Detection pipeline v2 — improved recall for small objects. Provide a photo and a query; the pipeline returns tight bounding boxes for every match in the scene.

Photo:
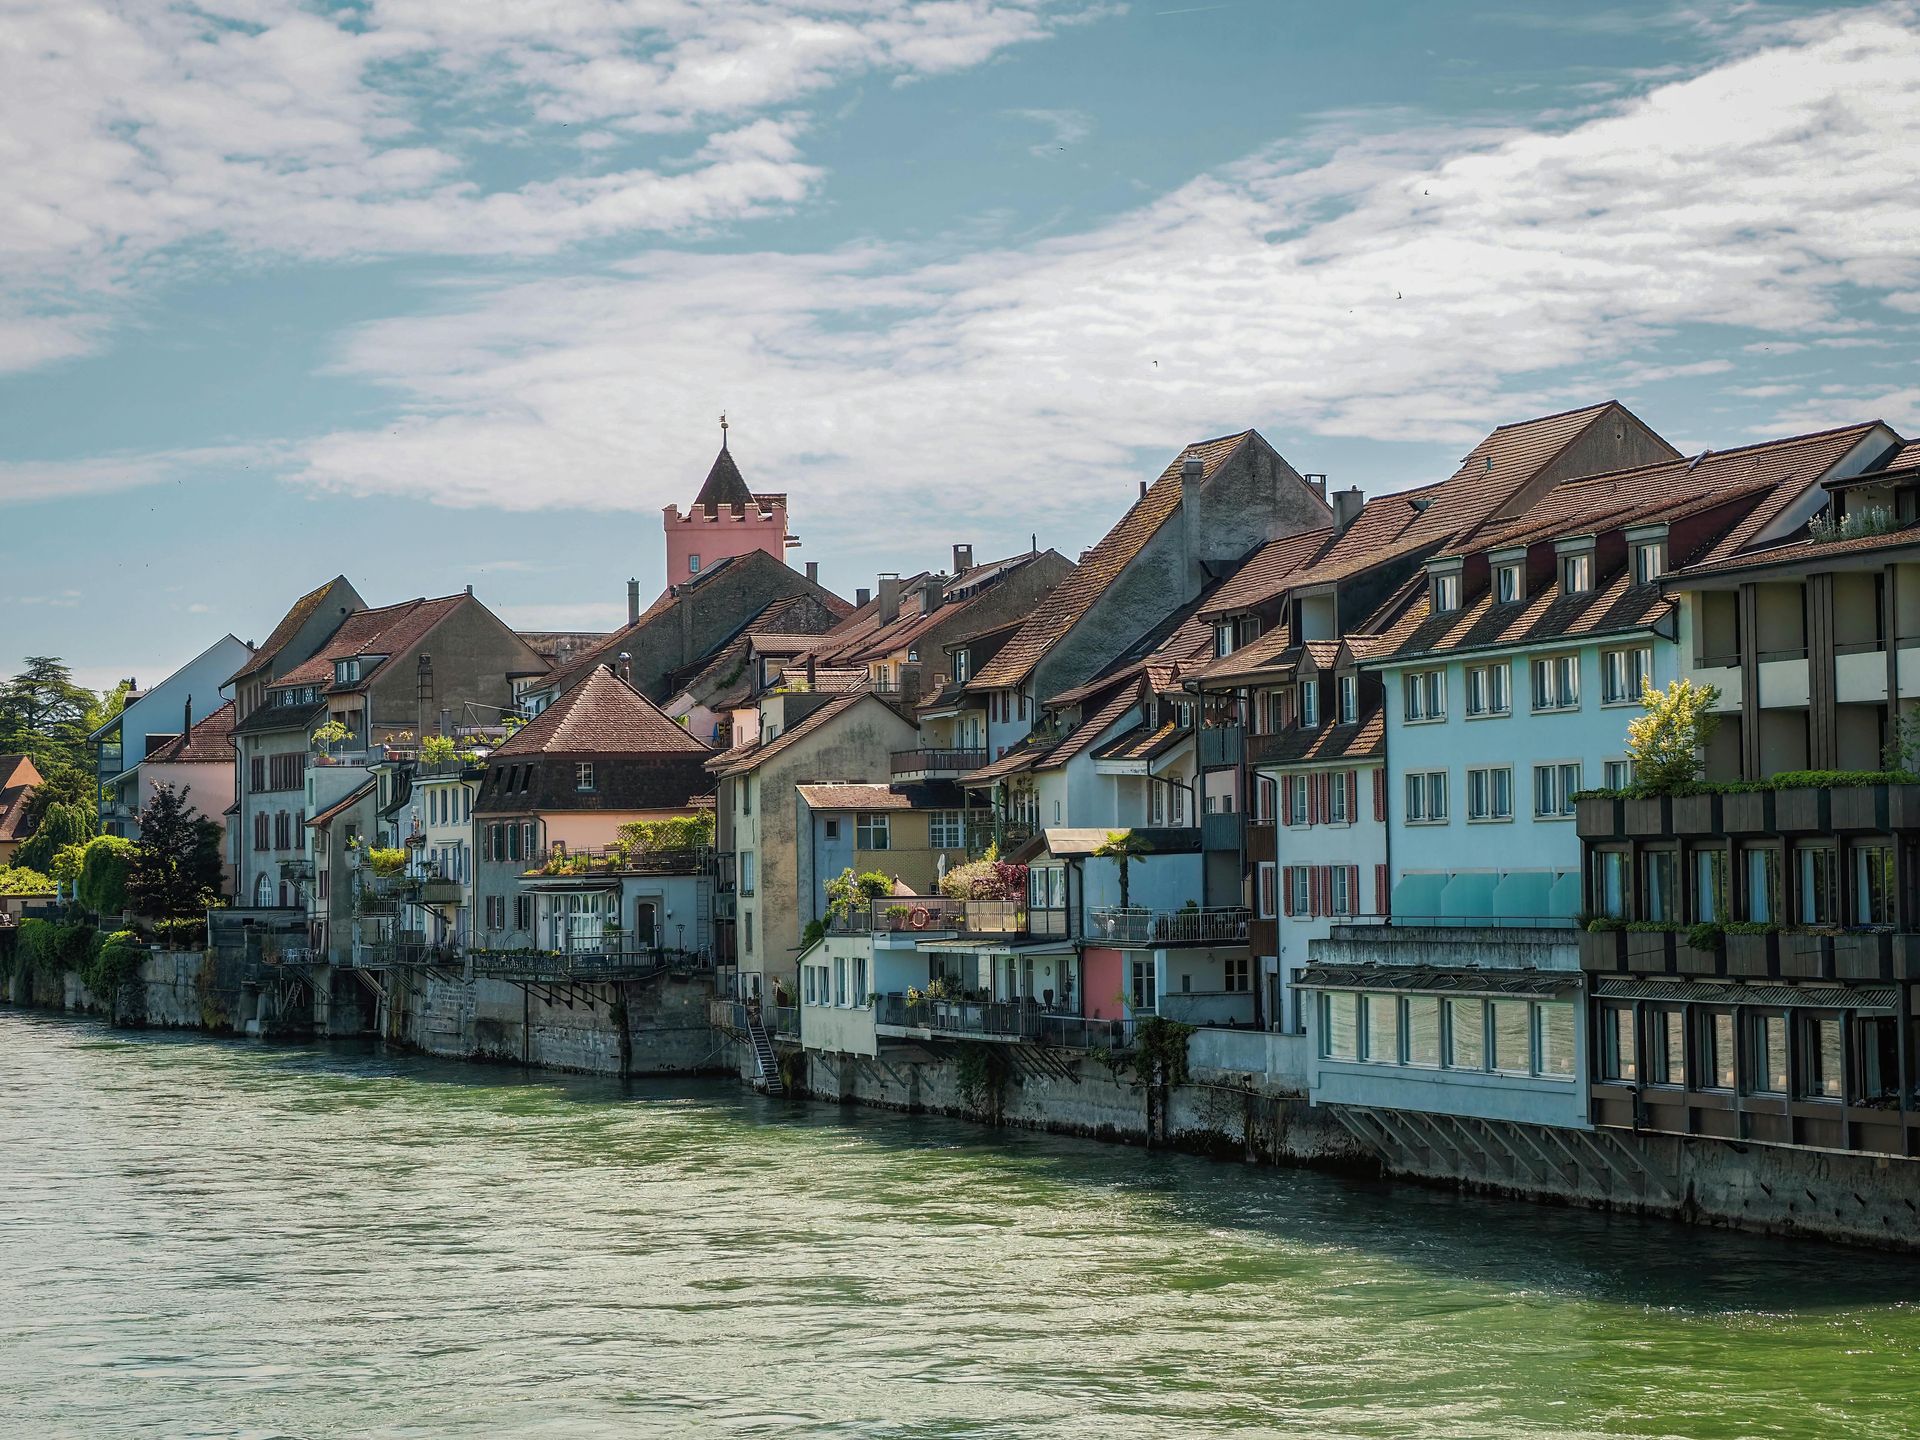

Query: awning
[1593,977,1898,1013]
[1296,964,1576,999]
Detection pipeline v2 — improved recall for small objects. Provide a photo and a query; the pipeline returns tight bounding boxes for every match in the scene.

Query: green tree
[77,834,137,916]
[1625,679,1722,793]
[1092,829,1153,910]
[16,799,96,874]
[126,784,224,919]
[0,865,54,895]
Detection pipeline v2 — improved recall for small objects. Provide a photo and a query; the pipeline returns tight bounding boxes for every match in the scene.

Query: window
[1537,1002,1575,1077]
[803,966,819,1005]
[1632,540,1666,585]
[1253,776,1276,822]
[1533,762,1580,819]
[1797,847,1838,926]
[1431,571,1461,612]
[1224,957,1250,992]
[1404,770,1447,823]
[1531,654,1580,711]
[1328,865,1352,916]
[853,956,868,1005]
[1604,759,1634,790]
[1257,862,1277,918]
[1601,1005,1636,1081]
[1602,646,1652,704]
[1321,992,1358,1059]
[928,811,964,849]
[1338,675,1357,724]
[1286,775,1308,826]
[250,757,266,792]
[1464,663,1510,717]
[1560,551,1594,593]
[1405,997,1442,1066]
[1495,563,1523,604]
[743,911,755,954]
[739,851,756,896]
[514,895,533,931]
[1299,680,1319,728]
[1328,771,1351,823]
[1287,867,1309,918]
[952,648,970,684]
[1266,689,1294,733]
[1643,849,1678,923]
[741,779,752,816]
[1403,669,1445,722]
[575,762,594,791]
[254,813,270,851]
[1491,1000,1532,1075]
[1748,1014,1789,1095]
[834,957,848,1006]
[1467,766,1512,821]
[1214,622,1235,658]
[1800,1015,1844,1099]
[1446,998,1485,1070]
[856,813,891,850]
[1649,1008,1686,1086]
[688,554,701,574]
[823,818,839,841]
[1130,959,1156,1010]
[1700,1011,1736,1090]
[1856,843,1896,925]
[1362,995,1399,1063]
[1742,847,1780,924]
[1694,847,1728,923]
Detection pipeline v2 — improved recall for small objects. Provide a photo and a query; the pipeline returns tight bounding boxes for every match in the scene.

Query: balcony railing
[1198,724,1244,769]
[832,896,1028,937]
[1086,906,1250,946]
[714,891,738,921]
[890,748,988,776]
[1158,990,1257,1027]
[877,993,1046,1040]
[468,948,710,981]
[521,845,711,878]
[1200,811,1243,851]
[1040,1014,1137,1050]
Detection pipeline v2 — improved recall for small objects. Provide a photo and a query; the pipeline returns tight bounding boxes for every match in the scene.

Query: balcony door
[1129,957,1157,1013]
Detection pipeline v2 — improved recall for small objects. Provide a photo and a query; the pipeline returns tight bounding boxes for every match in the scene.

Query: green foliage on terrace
[367,847,408,877]
[1574,768,1920,801]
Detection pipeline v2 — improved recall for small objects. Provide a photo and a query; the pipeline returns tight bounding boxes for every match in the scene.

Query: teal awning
[1438,872,1497,920]
[1391,872,1446,920]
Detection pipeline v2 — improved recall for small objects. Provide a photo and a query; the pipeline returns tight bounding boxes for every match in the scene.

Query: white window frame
[856,813,891,850]
[1495,563,1523,604]
[575,761,594,792]
[1533,761,1582,819]
[1338,675,1357,724]
[1404,770,1447,824]
[1257,862,1277,919]
[1601,645,1653,706]
[928,810,964,849]
[1604,758,1635,791]
[1287,867,1309,917]
[1328,771,1351,823]
[1632,540,1665,586]
[1560,551,1594,594]
[1466,765,1513,822]
[1329,866,1352,916]
[1464,661,1510,718]
[1530,653,1580,712]
[1403,668,1446,723]
[1430,572,1461,613]
[1299,680,1319,728]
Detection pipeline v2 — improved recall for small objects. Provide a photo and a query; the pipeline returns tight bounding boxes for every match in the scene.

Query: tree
[126,784,224,919]
[1625,679,1722,793]
[77,834,137,916]
[0,657,126,826]
[0,865,54,895]
[1092,829,1153,910]
[16,799,96,874]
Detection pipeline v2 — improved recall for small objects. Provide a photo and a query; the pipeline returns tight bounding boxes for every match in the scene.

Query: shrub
[825,868,893,924]
[0,865,55,896]
[80,929,145,996]
[16,800,97,875]
[1625,679,1721,794]
[1685,922,1725,951]
[77,834,137,916]
[1585,915,1624,933]
[368,847,407,877]
[937,856,1028,901]
[419,734,456,765]
[152,915,209,950]
[616,813,715,853]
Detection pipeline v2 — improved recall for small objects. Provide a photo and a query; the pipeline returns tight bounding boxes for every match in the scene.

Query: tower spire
[719,410,729,451]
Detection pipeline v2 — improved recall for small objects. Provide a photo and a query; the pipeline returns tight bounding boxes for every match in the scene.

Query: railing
[717,1001,802,1037]
[1158,990,1257,1027]
[890,748,988,775]
[1338,914,1576,930]
[1040,1014,1137,1050]
[832,896,1028,936]
[1086,906,1250,946]
[522,845,711,878]
[877,994,1046,1040]
[714,891,738,921]
[1200,811,1243,851]
[354,942,461,970]
[468,948,710,981]
[1198,724,1244,769]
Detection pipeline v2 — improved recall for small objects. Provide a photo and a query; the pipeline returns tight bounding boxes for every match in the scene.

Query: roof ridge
[1487,399,1617,433]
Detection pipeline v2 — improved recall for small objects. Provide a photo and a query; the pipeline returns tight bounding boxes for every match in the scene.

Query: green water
[2,1013,1917,1439]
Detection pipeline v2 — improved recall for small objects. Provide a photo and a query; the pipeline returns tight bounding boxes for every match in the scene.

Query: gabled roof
[1251,709,1385,767]
[0,754,43,843]
[692,443,757,509]
[1672,522,1920,579]
[1199,527,1335,619]
[493,666,709,758]
[306,778,377,829]
[144,701,236,765]
[230,575,353,684]
[1036,680,1145,772]
[808,551,1065,668]
[1377,569,1669,665]
[971,432,1255,691]
[273,595,467,691]
[1091,718,1187,765]
[795,783,911,811]
[707,693,876,777]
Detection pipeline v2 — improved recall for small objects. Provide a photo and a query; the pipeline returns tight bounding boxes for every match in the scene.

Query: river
[2,1012,1917,1439]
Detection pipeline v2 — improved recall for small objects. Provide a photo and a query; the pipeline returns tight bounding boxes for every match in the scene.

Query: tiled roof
[971,432,1255,691]
[493,666,710,758]
[144,701,236,765]
[692,444,757,509]
[795,783,911,811]
[1673,522,1920,579]
[1379,569,1669,664]
[0,754,43,843]
[959,742,1046,785]
[230,575,350,684]
[1036,681,1145,772]
[708,693,870,777]
[1251,709,1385,767]
[306,778,376,829]
[1200,527,1334,618]
[1091,719,1186,765]
[274,595,465,691]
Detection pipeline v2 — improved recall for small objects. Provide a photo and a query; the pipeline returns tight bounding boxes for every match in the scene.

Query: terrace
[1086,905,1250,946]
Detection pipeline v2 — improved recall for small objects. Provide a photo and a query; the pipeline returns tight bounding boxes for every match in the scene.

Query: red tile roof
[970,432,1255,691]
[708,693,872,777]
[493,666,710,758]
[1036,680,1146,772]
[306,778,377,829]
[1091,718,1186,765]
[795,783,911,811]
[0,754,44,843]
[1674,523,1920,579]
[1379,568,1670,664]
[1199,528,1334,618]
[144,701,236,765]
[273,595,466,691]
[1251,709,1385,767]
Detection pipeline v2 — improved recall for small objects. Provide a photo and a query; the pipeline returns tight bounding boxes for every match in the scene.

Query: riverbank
[9,950,1918,1255]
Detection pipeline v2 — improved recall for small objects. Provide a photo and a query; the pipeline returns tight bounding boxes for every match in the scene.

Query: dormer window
[1431,573,1461,612]
[575,762,595,792]
[1214,622,1235,658]
[1632,540,1666,586]
[953,649,970,683]
[1338,674,1357,724]
[1299,679,1320,728]
[1560,552,1594,594]
[1495,563,1523,604]
[334,658,360,686]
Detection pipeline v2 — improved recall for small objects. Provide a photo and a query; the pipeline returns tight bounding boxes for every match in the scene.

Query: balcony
[1086,906,1250,947]
[521,845,711,878]
[714,890,738,922]
[468,948,709,982]
[834,896,1029,938]
[877,993,1048,1040]
[1198,724,1244,769]
[1201,811,1243,851]
[1158,990,1257,1027]
[890,748,987,779]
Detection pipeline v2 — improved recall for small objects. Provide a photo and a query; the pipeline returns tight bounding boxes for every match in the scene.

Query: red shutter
[1372,767,1386,822]
[1310,866,1323,917]
[1375,864,1389,916]
[1346,771,1358,822]
[1307,775,1319,825]
[1278,777,1291,826]
[1348,865,1360,917]
[1321,773,1333,821]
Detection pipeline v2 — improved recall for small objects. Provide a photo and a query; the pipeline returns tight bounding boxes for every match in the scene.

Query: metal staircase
[746,1011,784,1095]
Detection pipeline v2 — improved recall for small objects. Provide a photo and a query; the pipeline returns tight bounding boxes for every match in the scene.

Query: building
[90,633,255,837]
[134,701,240,892]
[660,592,850,747]
[471,665,715,960]
[662,436,794,586]
[0,755,44,868]
[794,781,983,924]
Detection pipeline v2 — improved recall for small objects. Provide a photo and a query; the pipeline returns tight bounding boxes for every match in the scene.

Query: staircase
[746,1012,784,1095]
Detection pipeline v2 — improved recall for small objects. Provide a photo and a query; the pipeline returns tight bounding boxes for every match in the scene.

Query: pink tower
[662,422,792,582]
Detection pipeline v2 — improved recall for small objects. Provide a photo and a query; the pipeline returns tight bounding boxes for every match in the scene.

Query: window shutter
[1348,865,1360,917]
[1346,771,1358,820]
[1278,777,1291,827]
[1309,866,1323,917]
[1307,775,1319,825]
[1372,768,1385,822]
[1321,773,1333,820]
[1280,867,1294,916]
[1374,864,1389,916]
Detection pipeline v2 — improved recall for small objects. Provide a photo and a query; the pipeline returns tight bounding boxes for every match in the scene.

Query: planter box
[1671,792,1722,835]
[1721,791,1775,834]
[1725,930,1779,978]
[1831,785,1889,832]
[1896,934,1920,982]
[1778,933,1834,981]
[1626,930,1676,974]
[1576,796,1623,839]
[1624,796,1672,837]
[1773,787,1829,832]
[1889,784,1920,831]
[1676,941,1724,976]
[1832,930,1893,982]
[1578,930,1626,973]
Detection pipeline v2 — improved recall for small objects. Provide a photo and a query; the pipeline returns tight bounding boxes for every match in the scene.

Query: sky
[3,0,1918,692]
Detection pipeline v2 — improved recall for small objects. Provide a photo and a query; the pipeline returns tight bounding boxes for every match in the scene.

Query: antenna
[719,411,729,449]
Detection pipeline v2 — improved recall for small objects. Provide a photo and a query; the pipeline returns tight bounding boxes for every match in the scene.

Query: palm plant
[1092,829,1153,910]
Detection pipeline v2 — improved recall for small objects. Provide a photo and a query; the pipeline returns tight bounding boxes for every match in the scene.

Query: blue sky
[3,0,1917,690]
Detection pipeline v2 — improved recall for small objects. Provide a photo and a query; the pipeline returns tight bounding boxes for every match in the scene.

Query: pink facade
[1081,946,1127,1020]
[662,443,790,583]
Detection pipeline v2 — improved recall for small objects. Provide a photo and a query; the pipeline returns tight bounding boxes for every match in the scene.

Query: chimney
[856,586,872,609]
[1139,479,1149,499]
[1331,487,1364,535]
[921,575,943,615]
[627,578,640,625]
[805,561,819,585]
[182,696,192,739]
[952,543,973,575]
[1180,457,1204,484]
[617,651,633,686]
[806,655,817,690]
[877,573,901,626]
[1303,472,1328,503]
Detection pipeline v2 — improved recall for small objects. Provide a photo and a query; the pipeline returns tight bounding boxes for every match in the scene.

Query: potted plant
[885,904,911,932]
[1724,922,1779,977]
[1579,914,1627,972]
[1678,922,1724,976]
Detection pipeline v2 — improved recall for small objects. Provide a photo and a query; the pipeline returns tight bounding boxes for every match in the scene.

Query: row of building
[88,403,1920,1179]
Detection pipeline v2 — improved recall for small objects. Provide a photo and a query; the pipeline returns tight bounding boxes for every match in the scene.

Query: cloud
[1008,107,1093,156]
[276,0,1920,560]
[0,445,266,505]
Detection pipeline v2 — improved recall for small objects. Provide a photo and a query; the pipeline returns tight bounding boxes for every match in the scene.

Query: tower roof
[693,444,756,509]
